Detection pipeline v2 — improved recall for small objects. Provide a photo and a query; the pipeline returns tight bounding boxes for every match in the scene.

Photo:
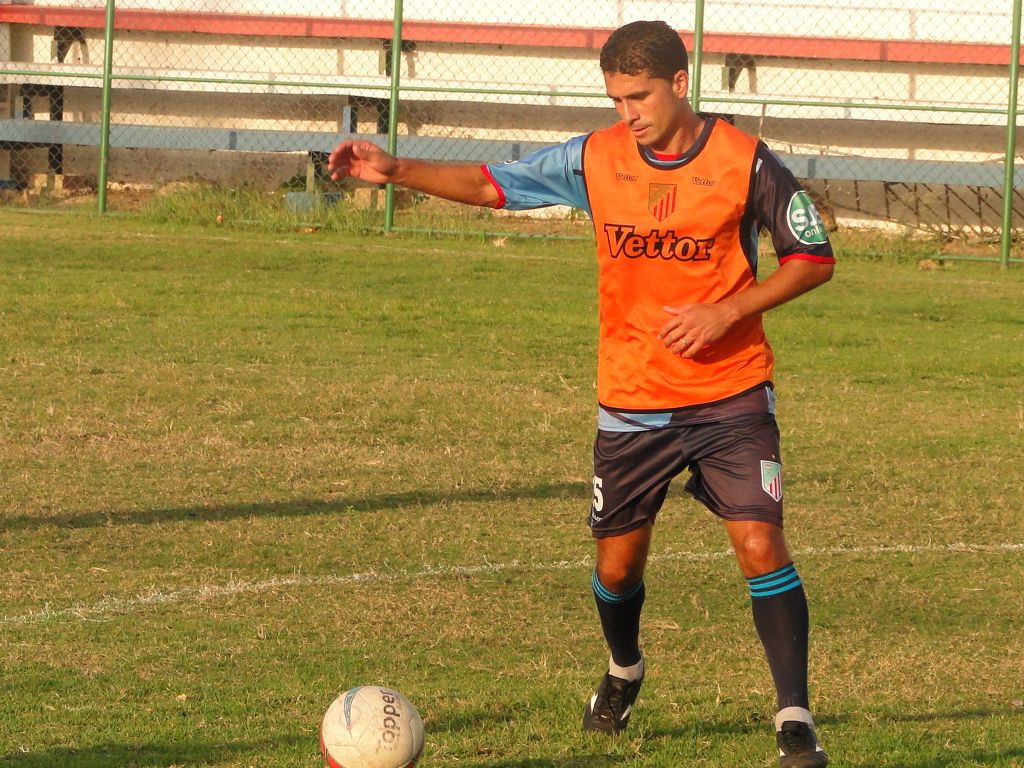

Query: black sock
[748,563,810,710]
[592,570,645,669]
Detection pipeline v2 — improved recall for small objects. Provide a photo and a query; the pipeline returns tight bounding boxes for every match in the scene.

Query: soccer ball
[320,686,425,768]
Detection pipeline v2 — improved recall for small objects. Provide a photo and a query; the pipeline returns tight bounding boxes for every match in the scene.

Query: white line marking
[3,542,1023,627]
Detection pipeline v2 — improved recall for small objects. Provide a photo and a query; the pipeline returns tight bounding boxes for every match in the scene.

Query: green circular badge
[787,191,828,245]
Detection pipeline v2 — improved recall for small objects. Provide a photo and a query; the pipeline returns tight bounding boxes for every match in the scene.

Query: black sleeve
[750,142,835,262]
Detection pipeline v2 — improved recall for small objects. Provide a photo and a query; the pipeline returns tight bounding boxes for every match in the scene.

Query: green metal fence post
[691,0,705,113]
[96,0,115,214]
[1000,0,1022,268]
[383,0,404,233]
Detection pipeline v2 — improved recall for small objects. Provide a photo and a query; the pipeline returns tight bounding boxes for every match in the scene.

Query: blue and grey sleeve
[484,135,591,216]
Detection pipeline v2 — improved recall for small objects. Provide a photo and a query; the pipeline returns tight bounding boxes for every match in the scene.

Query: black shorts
[588,412,784,539]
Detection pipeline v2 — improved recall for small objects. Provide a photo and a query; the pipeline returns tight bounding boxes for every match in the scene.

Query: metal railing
[0,0,1020,264]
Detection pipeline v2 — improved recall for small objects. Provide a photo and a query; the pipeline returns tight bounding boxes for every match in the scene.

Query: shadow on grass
[837,746,1024,768]
[876,706,1024,724]
[918,748,1024,767]
[3,481,589,531]
[478,759,622,768]
[839,706,1024,768]
[429,708,625,767]
[638,707,1024,767]
[1,733,309,768]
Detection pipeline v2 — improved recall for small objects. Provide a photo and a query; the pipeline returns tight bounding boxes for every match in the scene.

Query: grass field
[2,208,1023,768]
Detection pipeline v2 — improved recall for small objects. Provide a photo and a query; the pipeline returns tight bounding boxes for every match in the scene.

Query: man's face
[603,69,688,152]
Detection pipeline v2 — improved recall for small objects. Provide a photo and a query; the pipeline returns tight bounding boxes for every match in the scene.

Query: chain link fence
[1,0,1021,259]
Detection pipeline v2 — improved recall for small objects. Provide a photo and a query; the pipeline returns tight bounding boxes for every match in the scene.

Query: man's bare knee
[595,559,644,593]
[728,522,791,576]
[595,524,653,592]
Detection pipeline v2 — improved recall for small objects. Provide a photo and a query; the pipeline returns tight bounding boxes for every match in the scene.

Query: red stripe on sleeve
[480,165,506,209]
[778,252,836,264]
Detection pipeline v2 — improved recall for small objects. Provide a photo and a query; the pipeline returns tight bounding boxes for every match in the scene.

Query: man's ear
[673,69,689,98]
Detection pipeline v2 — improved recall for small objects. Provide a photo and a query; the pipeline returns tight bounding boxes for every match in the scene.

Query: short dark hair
[599,20,688,80]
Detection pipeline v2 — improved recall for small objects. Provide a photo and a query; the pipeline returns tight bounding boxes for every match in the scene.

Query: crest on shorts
[760,460,783,502]
[648,183,677,221]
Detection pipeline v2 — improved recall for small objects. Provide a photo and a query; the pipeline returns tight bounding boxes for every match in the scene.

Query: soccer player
[328,20,834,768]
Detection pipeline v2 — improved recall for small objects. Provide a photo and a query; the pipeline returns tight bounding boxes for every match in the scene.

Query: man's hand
[659,259,834,359]
[659,302,742,359]
[327,140,398,185]
[325,139,501,208]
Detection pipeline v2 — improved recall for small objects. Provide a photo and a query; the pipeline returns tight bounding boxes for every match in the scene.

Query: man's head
[599,21,696,153]
[599,20,689,81]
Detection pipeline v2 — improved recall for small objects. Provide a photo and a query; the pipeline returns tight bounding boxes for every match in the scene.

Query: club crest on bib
[648,183,677,221]
[760,460,783,502]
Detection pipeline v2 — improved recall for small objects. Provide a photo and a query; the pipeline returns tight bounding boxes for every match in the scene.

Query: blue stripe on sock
[750,571,798,591]
[750,577,801,598]
[748,564,796,585]
[592,571,643,604]
[747,564,802,599]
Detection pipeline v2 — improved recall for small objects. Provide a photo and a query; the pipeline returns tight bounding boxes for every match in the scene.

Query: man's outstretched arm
[327,139,501,208]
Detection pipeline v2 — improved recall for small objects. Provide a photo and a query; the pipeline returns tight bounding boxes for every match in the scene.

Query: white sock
[775,706,815,731]
[608,654,644,682]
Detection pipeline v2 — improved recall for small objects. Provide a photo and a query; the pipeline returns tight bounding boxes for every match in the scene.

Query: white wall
[3,1,1018,193]
[0,0,11,62]
[25,0,1015,44]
